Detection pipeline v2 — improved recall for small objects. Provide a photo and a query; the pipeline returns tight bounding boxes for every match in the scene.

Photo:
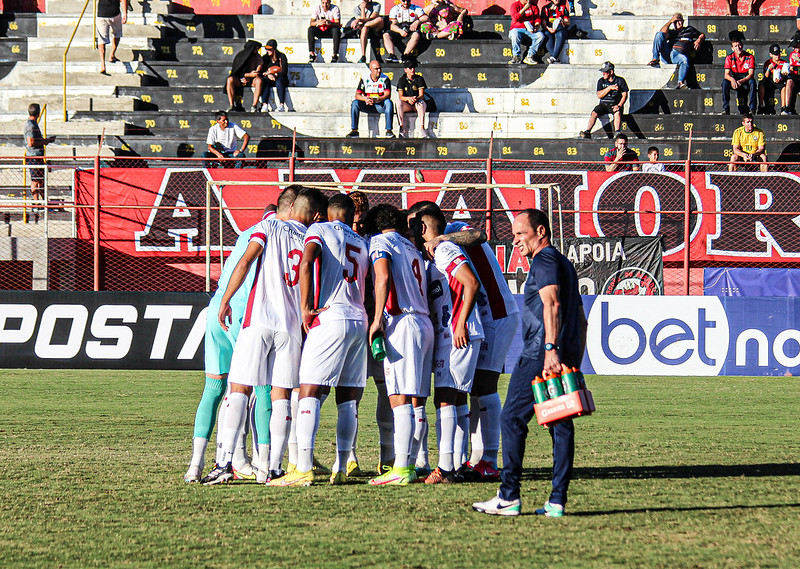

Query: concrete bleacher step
[26,37,152,63]
[1,62,143,87]
[0,117,126,136]
[157,14,254,39]
[0,138,115,157]
[72,110,290,137]
[0,38,27,62]
[3,96,137,114]
[0,15,38,38]
[45,0,170,14]
[35,15,161,40]
[687,16,799,43]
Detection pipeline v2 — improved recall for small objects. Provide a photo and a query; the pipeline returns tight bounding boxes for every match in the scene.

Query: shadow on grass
[569,502,800,517]
[519,463,800,481]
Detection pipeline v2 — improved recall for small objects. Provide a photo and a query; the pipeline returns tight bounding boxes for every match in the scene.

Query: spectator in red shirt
[604,133,640,172]
[541,0,569,64]
[758,44,789,115]
[722,35,756,115]
[786,40,800,114]
[508,0,544,65]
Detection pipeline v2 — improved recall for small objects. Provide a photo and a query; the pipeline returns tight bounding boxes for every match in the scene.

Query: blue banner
[704,268,800,297]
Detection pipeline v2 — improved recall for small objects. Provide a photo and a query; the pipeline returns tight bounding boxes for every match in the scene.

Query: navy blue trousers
[499,356,574,505]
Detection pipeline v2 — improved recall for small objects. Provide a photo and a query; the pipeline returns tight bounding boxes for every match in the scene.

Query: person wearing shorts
[199,188,325,485]
[96,0,127,74]
[364,205,433,486]
[411,206,484,484]
[580,61,628,138]
[24,103,54,210]
[275,194,371,487]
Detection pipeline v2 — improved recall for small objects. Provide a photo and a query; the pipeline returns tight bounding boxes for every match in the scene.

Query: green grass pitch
[1,370,798,568]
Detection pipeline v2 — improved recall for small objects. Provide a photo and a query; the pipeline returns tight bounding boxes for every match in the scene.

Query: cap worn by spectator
[266,39,278,49]
[599,61,614,73]
[769,44,780,55]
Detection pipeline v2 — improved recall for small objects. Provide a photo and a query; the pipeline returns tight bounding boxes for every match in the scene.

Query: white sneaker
[523,55,538,65]
[183,464,203,483]
[277,104,287,112]
[256,467,269,484]
[472,491,521,516]
[418,128,430,139]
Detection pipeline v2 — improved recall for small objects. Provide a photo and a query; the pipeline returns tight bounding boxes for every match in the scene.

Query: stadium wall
[2,291,797,376]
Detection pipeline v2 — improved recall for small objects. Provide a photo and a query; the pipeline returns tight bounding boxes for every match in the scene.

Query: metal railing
[62,0,98,121]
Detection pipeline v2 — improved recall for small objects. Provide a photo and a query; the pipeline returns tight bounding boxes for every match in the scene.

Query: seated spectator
[642,146,665,173]
[580,61,628,139]
[722,34,756,115]
[348,0,385,64]
[396,60,430,138]
[648,13,705,89]
[729,112,767,172]
[348,60,395,138]
[420,0,466,40]
[262,39,290,112]
[383,0,426,63]
[541,0,569,64]
[226,40,264,112]
[308,0,342,63]
[204,111,249,168]
[508,0,545,65]
[758,43,789,115]
[786,39,800,114]
[604,133,639,172]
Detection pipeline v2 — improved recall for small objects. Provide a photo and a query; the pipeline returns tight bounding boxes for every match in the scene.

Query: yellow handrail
[63,0,95,121]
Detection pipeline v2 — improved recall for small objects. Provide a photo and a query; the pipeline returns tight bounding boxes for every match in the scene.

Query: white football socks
[391,404,414,469]
[288,390,299,466]
[218,392,248,467]
[190,437,208,469]
[413,405,429,468]
[334,400,358,474]
[436,405,457,472]
[269,398,292,472]
[453,404,470,468]
[469,394,484,465]
[295,396,321,473]
[478,393,502,465]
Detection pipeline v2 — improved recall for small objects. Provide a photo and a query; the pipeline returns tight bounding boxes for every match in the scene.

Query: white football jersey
[427,240,483,347]
[242,218,307,340]
[446,221,519,320]
[369,230,429,321]
[305,219,369,323]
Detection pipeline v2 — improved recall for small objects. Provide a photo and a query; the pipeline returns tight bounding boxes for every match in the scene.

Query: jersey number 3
[284,249,302,287]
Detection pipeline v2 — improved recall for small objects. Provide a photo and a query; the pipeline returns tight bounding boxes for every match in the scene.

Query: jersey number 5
[343,243,360,283]
[284,249,302,287]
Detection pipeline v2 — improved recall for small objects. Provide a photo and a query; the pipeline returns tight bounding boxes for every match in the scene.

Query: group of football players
[183,184,519,487]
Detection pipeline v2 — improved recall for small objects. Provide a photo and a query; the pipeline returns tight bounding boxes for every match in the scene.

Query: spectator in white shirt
[204,111,250,168]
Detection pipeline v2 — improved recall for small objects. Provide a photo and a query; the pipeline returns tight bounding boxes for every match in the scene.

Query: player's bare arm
[539,283,562,375]
[298,240,325,331]
[370,256,391,343]
[424,228,486,257]
[218,240,263,330]
[451,263,480,349]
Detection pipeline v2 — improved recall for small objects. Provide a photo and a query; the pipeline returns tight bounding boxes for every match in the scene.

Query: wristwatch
[544,343,558,352]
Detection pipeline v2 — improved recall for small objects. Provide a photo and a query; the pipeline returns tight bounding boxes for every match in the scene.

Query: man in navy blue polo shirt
[473,208,586,517]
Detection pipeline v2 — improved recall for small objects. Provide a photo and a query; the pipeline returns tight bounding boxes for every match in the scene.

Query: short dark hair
[277,184,301,214]
[364,204,404,235]
[615,132,629,142]
[417,206,446,234]
[741,112,753,121]
[407,200,439,217]
[328,193,355,218]
[215,110,228,121]
[349,191,369,216]
[28,103,41,117]
[647,146,659,154]
[517,208,552,239]
[296,187,326,214]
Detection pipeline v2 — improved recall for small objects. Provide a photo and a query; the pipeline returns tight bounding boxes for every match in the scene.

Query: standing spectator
[226,39,264,112]
[541,0,569,64]
[580,61,628,139]
[472,209,586,517]
[308,0,342,63]
[729,112,767,172]
[396,60,430,138]
[648,13,705,89]
[204,111,250,168]
[420,0,467,41]
[348,60,395,138]
[24,103,55,209]
[262,39,290,112]
[96,0,127,75]
[758,44,789,115]
[604,133,640,172]
[722,34,756,115]
[642,146,666,173]
[383,0,426,63]
[508,0,544,65]
[724,0,766,16]
[348,0,385,64]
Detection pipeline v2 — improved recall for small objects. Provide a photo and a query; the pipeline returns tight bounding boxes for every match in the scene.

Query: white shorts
[383,313,434,398]
[432,338,481,392]
[96,15,122,44]
[476,312,520,373]
[299,318,368,388]
[227,325,301,388]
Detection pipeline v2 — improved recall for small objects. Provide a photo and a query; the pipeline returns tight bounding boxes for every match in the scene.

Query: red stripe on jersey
[465,243,508,320]
[250,232,267,243]
[305,235,323,247]
[385,276,402,316]
[313,256,321,309]
[448,275,466,335]
[446,256,467,277]
[242,255,264,329]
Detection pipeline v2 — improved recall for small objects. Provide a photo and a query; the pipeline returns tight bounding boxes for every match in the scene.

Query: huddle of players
[184,184,519,487]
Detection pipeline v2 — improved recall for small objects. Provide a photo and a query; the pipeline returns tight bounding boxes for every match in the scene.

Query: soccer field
[1,370,798,569]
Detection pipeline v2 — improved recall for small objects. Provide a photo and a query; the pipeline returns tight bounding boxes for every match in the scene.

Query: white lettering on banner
[566,241,625,264]
[0,304,37,344]
[754,188,772,211]
[34,305,89,359]
[773,329,800,367]
[86,305,138,359]
[178,307,207,360]
[586,297,729,376]
[578,277,596,295]
[735,329,769,366]
[143,305,193,359]
[635,186,661,236]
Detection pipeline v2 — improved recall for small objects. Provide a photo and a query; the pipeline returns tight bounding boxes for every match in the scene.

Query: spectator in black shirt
[396,60,430,138]
[262,39,290,112]
[648,13,704,89]
[580,61,628,139]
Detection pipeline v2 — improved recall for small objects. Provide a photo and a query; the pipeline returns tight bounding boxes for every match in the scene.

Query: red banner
[169,0,260,14]
[76,167,800,266]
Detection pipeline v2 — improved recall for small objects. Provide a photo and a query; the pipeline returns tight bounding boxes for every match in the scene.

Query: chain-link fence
[2,156,799,294]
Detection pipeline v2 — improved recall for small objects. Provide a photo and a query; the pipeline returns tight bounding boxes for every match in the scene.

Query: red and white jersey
[369,230,429,322]
[305,219,369,323]
[427,240,483,347]
[242,218,307,340]
[445,221,519,320]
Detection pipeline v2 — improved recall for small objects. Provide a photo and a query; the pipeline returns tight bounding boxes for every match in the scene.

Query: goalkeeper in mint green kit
[184,188,297,483]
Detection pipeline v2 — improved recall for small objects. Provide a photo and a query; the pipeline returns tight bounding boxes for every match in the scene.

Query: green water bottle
[371,334,387,361]
[532,376,549,404]
[560,364,580,394]
[544,370,564,399]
